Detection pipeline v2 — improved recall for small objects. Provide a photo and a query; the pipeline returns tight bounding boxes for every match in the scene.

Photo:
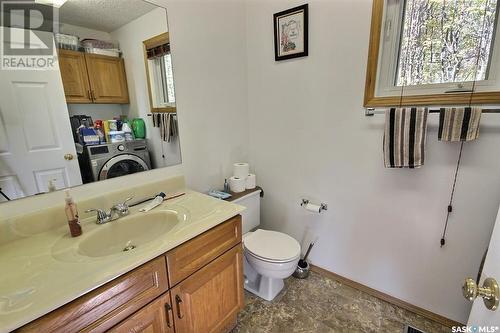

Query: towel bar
[147,113,177,116]
[365,108,500,116]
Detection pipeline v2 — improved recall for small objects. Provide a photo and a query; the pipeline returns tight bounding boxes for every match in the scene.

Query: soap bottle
[122,122,134,141]
[94,124,106,144]
[65,190,82,237]
[132,118,146,139]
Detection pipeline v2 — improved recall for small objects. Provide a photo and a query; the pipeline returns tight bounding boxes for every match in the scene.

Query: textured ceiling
[59,0,157,32]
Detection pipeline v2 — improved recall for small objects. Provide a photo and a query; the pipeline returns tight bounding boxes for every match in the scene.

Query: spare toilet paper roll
[229,176,246,193]
[304,203,322,213]
[246,174,256,189]
[233,163,250,179]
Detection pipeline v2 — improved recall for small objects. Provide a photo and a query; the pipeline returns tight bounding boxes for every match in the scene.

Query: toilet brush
[299,242,314,266]
[293,242,315,279]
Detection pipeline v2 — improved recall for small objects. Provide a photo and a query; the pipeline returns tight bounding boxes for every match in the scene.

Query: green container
[131,118,146,139]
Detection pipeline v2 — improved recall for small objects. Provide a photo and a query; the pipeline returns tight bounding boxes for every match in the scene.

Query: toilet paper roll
[233,163,250,179]
[245,174,256,189]
[304,203,321,213]
[229,176,246,193]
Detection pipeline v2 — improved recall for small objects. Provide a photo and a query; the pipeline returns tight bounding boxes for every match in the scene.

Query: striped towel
[384,107,428,168]
[438,107,481,142]
[152,113,178,142]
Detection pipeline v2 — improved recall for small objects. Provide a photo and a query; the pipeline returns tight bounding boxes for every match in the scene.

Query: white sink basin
[77,210,180,257]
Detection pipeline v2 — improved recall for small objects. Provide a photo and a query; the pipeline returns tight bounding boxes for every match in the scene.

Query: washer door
[99,154,150,180]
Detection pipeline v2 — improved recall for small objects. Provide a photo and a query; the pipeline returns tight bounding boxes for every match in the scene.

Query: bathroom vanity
[0,182,245,333]
[18,216,243,333]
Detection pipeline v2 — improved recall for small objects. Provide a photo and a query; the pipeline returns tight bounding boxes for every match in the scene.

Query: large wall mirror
[0,0,181,203]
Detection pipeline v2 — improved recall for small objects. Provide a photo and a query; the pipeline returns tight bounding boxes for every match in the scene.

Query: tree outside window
[396,0,499,87]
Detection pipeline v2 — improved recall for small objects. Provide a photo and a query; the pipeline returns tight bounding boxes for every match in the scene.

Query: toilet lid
[244,229,301,262]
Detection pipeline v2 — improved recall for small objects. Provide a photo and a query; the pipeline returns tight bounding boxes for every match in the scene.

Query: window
[148,53,176,106]
[143,32,177,113]
[364,0,500,107]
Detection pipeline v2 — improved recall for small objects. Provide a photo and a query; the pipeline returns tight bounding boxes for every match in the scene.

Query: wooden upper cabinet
[171,245,244,333]
[57,50,129,104]
[109,292,175,333]
[85,54,129,104]
[58,49,92,103]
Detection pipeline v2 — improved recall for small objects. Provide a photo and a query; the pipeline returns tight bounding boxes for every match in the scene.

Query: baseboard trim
[310,264,464,328]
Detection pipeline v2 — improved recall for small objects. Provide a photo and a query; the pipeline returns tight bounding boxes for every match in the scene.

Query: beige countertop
[0,190,245,333]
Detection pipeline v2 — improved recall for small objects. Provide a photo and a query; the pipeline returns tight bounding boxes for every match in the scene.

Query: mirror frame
[143,32,177,113]
[364,0,500,108]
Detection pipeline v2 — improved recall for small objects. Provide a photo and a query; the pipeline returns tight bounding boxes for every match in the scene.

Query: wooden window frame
[143,32,177,114]
[364,0,500,108]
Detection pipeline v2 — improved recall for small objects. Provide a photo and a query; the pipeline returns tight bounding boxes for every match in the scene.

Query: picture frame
[273,4,308,61]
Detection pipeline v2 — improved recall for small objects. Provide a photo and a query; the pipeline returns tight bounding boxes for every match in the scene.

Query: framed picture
[273,4,308,61]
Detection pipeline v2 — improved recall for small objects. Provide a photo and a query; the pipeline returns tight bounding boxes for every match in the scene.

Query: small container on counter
[108,119,118,131]
[103,120,111,141]
[109,130,125,143]
[132,118,146,139]
[121,122,134,141]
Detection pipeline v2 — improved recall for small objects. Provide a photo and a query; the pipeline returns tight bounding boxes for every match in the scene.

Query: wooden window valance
[146,43,170,59]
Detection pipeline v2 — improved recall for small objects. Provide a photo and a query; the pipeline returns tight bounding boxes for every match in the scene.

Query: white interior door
[467,204,500,327]
[0,28,82,201]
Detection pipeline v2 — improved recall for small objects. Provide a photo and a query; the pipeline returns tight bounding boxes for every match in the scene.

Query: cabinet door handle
[164,302,173,328]
[88,90,92,100]
[90,90,95,101]
[175,295,184,319]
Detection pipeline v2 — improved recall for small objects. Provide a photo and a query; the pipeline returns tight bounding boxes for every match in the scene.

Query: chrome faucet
[86,197,133,224]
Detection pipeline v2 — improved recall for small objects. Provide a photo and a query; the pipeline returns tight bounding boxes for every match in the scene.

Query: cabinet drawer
[18,256,169,333]
[166,215,241,286]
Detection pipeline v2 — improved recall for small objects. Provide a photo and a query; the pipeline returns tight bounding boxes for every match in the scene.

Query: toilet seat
[243,229,301,263]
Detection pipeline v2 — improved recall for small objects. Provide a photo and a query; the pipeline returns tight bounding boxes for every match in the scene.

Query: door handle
[463,277,499,311]
[175,295,184,319]
[64,153,74,161]
[164,302,173,328]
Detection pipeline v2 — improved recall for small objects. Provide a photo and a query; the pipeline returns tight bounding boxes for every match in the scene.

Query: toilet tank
[232,189,261,234]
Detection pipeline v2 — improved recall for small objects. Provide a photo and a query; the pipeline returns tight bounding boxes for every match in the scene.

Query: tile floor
[232,271,451,333]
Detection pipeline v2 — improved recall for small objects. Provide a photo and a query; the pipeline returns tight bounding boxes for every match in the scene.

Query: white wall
[159,0,249,190]
[110,8,181,169]
[67,104,123,121]
[246,0,500,323]
[59,23,112,41]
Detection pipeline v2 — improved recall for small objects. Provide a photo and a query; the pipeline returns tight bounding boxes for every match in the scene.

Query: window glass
[396,0,499,87]
[164,53,176,103]
[149,54,175,106]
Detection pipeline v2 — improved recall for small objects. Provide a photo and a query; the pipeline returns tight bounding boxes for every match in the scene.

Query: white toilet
[233,190,301,301]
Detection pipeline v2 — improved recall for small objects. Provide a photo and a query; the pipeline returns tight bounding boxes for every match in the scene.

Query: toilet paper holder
[301,199,328,213]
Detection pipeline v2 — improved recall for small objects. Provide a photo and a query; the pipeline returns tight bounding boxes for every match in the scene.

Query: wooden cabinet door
[171,245,244,333]
[166,216,241,286]
[85,53,129,104]
[58,49,92,103]
[110,292,175,333]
